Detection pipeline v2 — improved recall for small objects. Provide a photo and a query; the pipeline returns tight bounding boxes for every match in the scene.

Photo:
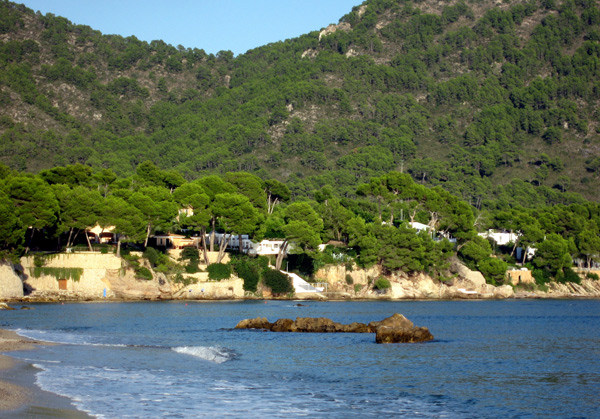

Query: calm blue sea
[2,300,599,418]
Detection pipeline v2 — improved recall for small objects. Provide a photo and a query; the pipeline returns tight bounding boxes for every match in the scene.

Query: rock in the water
[234,317,271,329]
[368,313,414,333]
[294,317,342,333]
[375,325,434,344]
[270,318,295,332]
[234,313,433,343]
[340,322,370,333]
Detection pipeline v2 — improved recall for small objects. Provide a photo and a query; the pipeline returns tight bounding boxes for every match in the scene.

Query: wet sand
[0,329,91,418]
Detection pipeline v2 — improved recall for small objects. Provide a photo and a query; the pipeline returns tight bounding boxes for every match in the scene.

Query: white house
[248,239,286,256]
[209,233,254,252]
[479,229,536,262]
[408,221,431,233]
[479,230,519,246]
[151,231,288,257]
[209,234,286,256]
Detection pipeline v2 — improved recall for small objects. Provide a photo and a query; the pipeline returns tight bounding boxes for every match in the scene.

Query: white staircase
[282,271,324,294]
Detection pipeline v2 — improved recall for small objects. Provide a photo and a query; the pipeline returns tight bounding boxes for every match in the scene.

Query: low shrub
[345,274,354,285]
[143,247,160,267]
[256,255,270,269]
[262,269,293,294]
[559,267,581,284]
[172,272,197,287]
[532,268,551,285]
[207,263,231,281]
[374,277,391,290]
[586,272,599,280]
[185,263,200,274]
[135,267,153,280]
[514,282,536,292]
[232,259,260,292]
[181,247,199,262]
[155,264,169,274]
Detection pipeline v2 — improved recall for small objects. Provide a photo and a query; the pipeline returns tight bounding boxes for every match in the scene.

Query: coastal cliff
[313,260,600,300]
[2,252,600,301]
[0,263,24,299]
[313,259,515,300]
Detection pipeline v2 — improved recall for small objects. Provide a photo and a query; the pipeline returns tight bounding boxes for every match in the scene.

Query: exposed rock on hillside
[534,279,600,298]
[314,260,515,299]
[0,263,24,299]
[318,22,351,41]
[1,1,599,201]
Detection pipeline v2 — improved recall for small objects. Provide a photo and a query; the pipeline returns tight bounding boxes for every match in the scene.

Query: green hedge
[207,263,231,281]
[374,277,391,290]
[135,267,153,280]
[232,259,260,292]
[262,269,292,294]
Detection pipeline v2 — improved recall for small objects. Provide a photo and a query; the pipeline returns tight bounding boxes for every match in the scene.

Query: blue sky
[18,0,363,55]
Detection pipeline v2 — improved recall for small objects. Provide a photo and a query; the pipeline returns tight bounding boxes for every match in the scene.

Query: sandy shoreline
[0,329,92,418]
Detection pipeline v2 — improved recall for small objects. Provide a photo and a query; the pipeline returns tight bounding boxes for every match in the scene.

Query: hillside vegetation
[1,161,599,288]
[0,1,599,292]
[0,0,599,206]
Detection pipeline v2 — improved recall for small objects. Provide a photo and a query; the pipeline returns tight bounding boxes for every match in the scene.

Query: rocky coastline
[1,253,600,303]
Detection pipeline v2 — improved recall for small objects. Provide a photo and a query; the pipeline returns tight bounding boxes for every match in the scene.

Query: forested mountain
[0,0,599,206]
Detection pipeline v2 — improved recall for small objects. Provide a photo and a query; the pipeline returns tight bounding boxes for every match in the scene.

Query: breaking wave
[172,346,236,364]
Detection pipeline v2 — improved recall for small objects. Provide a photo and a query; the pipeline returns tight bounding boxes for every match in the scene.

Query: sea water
[2,300,599,418]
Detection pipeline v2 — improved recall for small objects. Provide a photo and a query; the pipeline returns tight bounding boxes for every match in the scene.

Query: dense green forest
[0,0,598,206]
[0,0,599,287]
[1,162,599,288]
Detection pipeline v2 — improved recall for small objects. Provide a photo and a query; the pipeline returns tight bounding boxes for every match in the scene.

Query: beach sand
[0,329,91,418]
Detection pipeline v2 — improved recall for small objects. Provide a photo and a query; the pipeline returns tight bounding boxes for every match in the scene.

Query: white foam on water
[30,359,457,419]
[21,357,61,363]
[14,328,128,347]
[171,345,235,363]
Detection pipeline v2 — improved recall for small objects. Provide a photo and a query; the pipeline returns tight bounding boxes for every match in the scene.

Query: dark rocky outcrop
[234,313,433,343]
[367,313,414,332]
[375,325,434,344]
[270,318,296,332]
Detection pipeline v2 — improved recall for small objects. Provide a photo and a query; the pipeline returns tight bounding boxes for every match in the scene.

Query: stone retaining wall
[20,253,122,298]
[175,277,244,299]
